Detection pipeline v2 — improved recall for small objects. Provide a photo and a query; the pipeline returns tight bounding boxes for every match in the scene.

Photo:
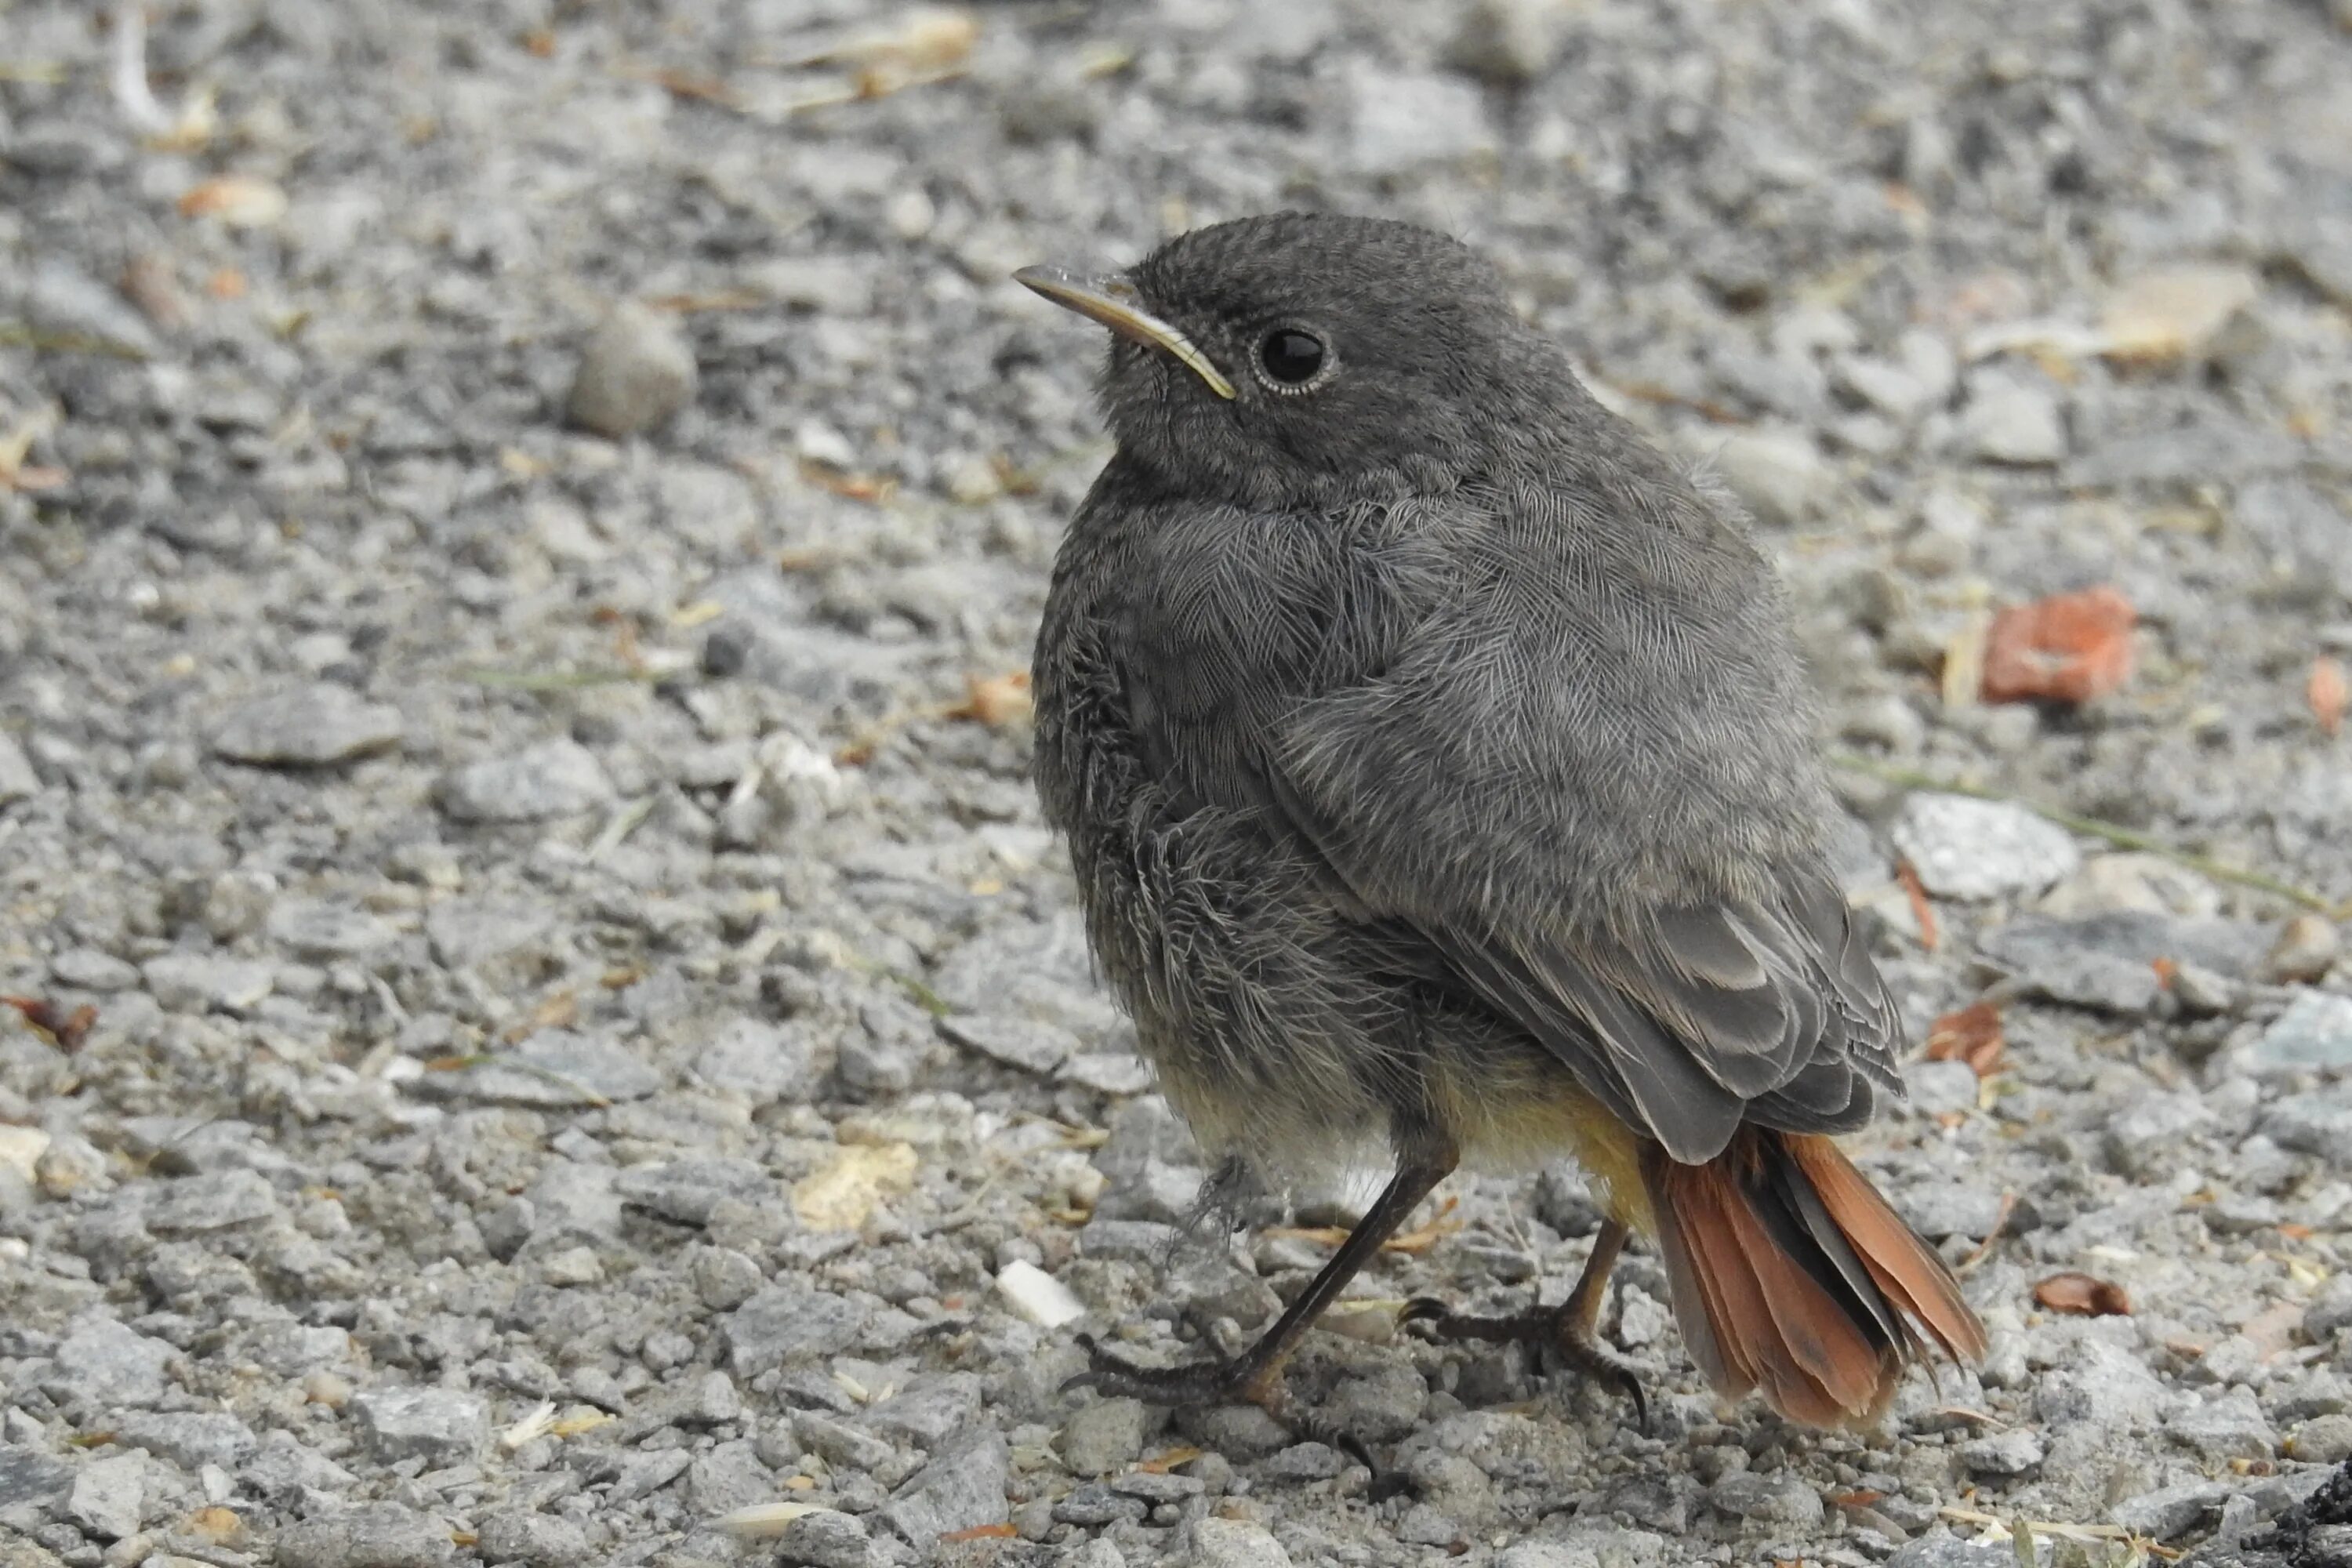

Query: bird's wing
[1257,480,1904,1163]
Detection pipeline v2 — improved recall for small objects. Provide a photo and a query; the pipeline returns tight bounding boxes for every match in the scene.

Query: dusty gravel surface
[5,2,2352,1567]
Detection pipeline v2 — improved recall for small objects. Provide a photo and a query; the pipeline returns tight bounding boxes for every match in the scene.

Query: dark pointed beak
[1012,264,1237,401]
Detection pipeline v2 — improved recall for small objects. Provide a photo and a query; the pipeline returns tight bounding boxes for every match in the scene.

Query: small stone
[939,1014,1077,1075]
[2166,1388,2276,1462]
[0,1443,75,1511]
[1187,1517,1294,1568]
[1345,68,1495,175]
[272,1502,453,1568]
[691,1246,766,1311]
[693,1018,824,1106]
[350,1387,488,1466]
[1447,0,1573,83]
[568,301,696,437]
[727,1285,872,1376]
[2035,1339,2171,1429]
[1707,1470,1824,1528]
[111,1412,257,1471]
[1959,374,2067,464]
[536,1245,602,1286]
[209,684,403,768]
[794,420,857,468]
[2106,1091,2216,1178]
[616,1156,773,1225]
[437,739,612,822]
[2262,1085,2352,1156]
[941,453,1003,505]
[878,1427,1010,1543]
[2290,1412,2352,1465]
[1883,1538,2012,1568]
[422,898,553,970]
[1905,1059,1980,1117]
[2307,1275,2352,1343]
[1321,1361,1426,1443]
[0,734,41,803]
[2109,1481,2230,1542]
[2267,916,2341,982]
[1958,1428,2044,1476]
[473,1512,588,1568]
[605,1447,692,1502]
[50,948,140,992]
[142,953,275,1013]
[67,1454,148,1539]
[1901,1182,2006,1241]
[1060,1399,1149,1475]
[1396,1504,1462,1547]
[1704,427,1832,528]
[1891,793,2079,900]
[776,1509,876,1568]
[411,1028,661,1107]
[687,1439,775,1515]
[2248,990,2352,1075]
[50,1316,178,1408]
[794,1412,895,1474]
[265,899,394,960]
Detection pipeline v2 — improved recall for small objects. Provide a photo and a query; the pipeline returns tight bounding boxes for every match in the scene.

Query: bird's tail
[1640,1130,1986,1426]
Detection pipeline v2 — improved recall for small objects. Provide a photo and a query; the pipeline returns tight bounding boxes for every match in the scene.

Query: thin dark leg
[1400,1216,1649,1433]
[1068,1149,1457,1455]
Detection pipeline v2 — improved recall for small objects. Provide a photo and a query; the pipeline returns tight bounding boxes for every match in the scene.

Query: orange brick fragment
[1980,586,2136,705]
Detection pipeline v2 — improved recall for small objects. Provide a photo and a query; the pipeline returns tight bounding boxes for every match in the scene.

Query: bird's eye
[1257,329,1327,387]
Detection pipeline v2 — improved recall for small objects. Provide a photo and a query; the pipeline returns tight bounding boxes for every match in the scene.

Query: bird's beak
[1013,264,1237,401]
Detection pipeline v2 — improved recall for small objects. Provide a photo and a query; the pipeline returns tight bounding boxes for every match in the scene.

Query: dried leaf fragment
[2310,656,2347,739]
[1925,1000,2004,1078]
[946,671,1033,729]
[2032,1271,2131,1317]
[1980,586,2136,705]
[2,996,98,1052]
[793,1142,918,1230]
[178,175,289,228]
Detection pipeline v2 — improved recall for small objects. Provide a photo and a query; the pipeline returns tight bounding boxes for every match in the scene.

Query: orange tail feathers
[1641,1131,1987,1427]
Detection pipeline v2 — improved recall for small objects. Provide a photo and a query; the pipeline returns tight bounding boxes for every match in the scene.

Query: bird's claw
[1399,1298,1650,1436]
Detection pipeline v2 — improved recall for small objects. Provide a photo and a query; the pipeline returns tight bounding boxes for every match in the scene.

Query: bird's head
[1018,213,1566,508]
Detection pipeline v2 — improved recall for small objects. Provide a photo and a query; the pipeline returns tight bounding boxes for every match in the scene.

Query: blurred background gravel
[4,2,2352,1566]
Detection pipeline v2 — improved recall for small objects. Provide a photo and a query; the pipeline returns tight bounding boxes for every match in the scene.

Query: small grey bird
[1015,214,1982,1444]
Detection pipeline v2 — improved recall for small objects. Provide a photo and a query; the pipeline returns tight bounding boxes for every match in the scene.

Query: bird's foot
[1399,1297,1650,1434]
[1064,1334,1385,1476]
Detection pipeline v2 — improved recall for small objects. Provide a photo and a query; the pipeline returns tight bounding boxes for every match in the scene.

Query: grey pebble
[1883,1537,2012,1568]
[1956,1428,2044,1477]
[142,953,275,1013]
[2246,990,2352,1075]
[49,948,140,992]
[1892,793,2080,900]
[66,1454,149,1540]
[2165,1387,2276,1462]
[1958,374,2067,465]
[877,1427,1010,1543]
[1060,1397,1149,1475]
[272,1502,454,1568]
[437,740,612,822]
[940,1013,1079,1075]
[778,1508,877,1568]
[0,733,41,803]
[728,1287,873,1376]
[568,300,697,438]
[48,1316,178,1409]
[2110,1480,2231,1542]
[1186,1517,1294,1568]
[412,1029,661,1108]
[210,684,403,768]
[350,1387,487,1467]
[111,1411,257,1472]
[473,1510,588,1568]
[685,1439,775,1515]
[1706,1470,1824,1529]
[691,1245,766,1312]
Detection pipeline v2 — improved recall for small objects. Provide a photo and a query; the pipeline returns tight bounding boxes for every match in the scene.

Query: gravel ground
[5,2,2352,1566]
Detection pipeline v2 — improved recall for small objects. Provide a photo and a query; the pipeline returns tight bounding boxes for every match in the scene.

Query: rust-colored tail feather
[1642,1131,1986,1427]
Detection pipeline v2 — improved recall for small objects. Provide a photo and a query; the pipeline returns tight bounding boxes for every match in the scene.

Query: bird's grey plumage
[1031,213,1903,1174]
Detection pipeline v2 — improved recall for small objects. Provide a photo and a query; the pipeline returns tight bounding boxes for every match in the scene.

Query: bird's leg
[1069,1147,1456,1466]
[1401,1217,1649,1432]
